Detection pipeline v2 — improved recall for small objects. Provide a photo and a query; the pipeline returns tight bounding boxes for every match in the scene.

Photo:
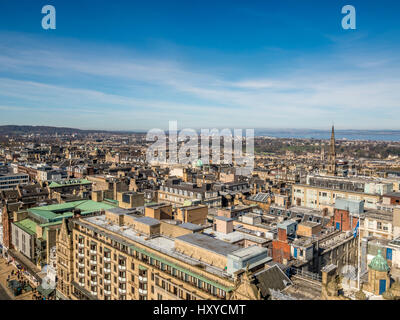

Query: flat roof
[364,209,393,221]
[215,216,234,222]
[294,184,381,197]
[203,227,268,244]
[106,207,138,216]
[176,233,240,256]
[80,215,233,281]
[0,173,28,177]
[145,202,170,209]
[228,245,268,259]
[134,216,160,226]
[277,220,297,229]
[180,205,205,210]
[180,222,204,231]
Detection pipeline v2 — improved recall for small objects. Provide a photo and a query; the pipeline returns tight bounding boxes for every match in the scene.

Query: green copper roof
[14,219,38,236]
[368,249,390,272]
[28,200,117,223]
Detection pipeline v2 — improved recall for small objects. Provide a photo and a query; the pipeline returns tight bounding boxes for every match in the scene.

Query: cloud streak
[0,32,399,130]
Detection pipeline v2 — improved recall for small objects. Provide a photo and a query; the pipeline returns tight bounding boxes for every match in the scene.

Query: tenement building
[158,179,221,208]
[56,208,270,300]
[291,174,390,211]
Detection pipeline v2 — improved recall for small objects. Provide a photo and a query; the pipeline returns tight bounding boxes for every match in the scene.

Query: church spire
[328,125,336,175]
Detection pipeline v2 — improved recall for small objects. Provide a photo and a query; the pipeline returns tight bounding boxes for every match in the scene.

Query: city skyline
[0,0,400,130]
[1,0,400,305]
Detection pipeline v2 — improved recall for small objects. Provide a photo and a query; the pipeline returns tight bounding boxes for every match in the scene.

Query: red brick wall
[277,228,287,242]
[332,209,358,231]
[1,206,12,249]
[332,209,359,232]
[389,196,400,205]
[333,209,349,231]
[272,240,291,263]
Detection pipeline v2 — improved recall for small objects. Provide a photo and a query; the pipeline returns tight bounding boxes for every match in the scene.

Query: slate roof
[253,265,292,297]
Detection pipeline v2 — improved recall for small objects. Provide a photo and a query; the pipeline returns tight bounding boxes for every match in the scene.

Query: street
[0,261,11,300]
[0,259,36,300]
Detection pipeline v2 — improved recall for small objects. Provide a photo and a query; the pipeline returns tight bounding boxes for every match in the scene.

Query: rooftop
[134,216,160,226]
[28,200,117,223]
[369,250,390,272]
[179,222,204,231]
[364,209,393,222]
[176,233,241,256]
[214,216,234,222]
[48,178,92,188]
[203,227,268,244]
[228,245,268,259]
[277,220,297,229]
[14,218,38,236]
[81,215,232,279]
[248,193,271,203]
[106,207,138,216]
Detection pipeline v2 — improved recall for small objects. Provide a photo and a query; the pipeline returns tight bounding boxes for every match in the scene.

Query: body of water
[255,130,400,142]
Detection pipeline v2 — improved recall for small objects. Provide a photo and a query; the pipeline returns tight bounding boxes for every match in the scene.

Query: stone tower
[327,125,336,175]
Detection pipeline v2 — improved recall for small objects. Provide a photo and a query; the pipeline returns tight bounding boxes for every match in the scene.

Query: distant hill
[0,125,109,135]
[0,125,147,136]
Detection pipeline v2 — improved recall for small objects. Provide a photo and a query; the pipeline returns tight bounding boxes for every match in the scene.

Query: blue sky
[0,0,399,131]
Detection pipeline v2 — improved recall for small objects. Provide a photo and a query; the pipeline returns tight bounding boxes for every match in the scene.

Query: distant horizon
[1,124,400,134]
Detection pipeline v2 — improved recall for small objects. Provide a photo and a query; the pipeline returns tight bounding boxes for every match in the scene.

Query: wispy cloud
[0,32,399,130]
